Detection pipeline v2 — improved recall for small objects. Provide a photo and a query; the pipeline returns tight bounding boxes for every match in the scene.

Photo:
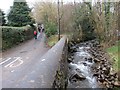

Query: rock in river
[70,70,86,82]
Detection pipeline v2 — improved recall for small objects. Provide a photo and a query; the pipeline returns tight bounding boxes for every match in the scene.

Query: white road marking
[4,57,21,68]
[10,70,15,72]
[9,59,23,68]
[41,59,45,62]
[29,80,35,83]
[0,58,11,65]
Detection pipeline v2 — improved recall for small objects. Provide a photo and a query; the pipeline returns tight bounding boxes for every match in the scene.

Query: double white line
[4,57,21,68]
[0,58,11,65]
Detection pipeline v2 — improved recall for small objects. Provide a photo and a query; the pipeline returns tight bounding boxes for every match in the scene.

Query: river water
[68,43,104,88]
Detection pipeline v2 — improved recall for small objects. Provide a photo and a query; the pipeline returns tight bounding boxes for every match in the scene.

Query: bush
[1,26,35,51]
[45,22,57,37]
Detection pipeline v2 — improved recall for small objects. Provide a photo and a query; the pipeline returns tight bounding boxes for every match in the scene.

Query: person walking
[34,30,37,39]
[38,24,41,33]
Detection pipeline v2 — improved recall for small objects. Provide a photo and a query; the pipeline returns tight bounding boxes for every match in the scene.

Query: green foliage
[33,2,57,24]
[73,3,96,41]
[7,0,34,27]
[45,22,57,37]
[33,2,57,38]
[1,26,35,50]
[47,35,58,47]
[107,41,120,71]
[80,17,96,40]
[0,9,6,26]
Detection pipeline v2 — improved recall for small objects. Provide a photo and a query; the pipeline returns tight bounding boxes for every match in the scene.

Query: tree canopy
[33,1,119,46]
[7,0,34,27]
[0,9,6,26]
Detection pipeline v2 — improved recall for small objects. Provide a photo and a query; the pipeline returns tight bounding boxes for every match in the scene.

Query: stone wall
[52,37,68,89]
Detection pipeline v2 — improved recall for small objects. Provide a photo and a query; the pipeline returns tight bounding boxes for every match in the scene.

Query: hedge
[1,26,35,51]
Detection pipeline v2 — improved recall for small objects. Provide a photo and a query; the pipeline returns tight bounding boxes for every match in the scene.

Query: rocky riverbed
[67,40,119,88]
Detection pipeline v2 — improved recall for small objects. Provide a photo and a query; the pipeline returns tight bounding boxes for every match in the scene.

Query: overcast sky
[0,0,77,14]
[0,0,119,14]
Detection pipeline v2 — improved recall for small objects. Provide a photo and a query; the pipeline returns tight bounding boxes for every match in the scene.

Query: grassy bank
[47,35,65,47]
[106,41,120,71]
[47,35,58,47]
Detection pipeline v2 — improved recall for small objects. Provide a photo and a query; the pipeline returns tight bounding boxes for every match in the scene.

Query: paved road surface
[1,33,50,88]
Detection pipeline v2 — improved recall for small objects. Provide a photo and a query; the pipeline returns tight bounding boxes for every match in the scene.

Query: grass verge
[106,41,120,89]
[47,35,58,47]
[106,41,120,71]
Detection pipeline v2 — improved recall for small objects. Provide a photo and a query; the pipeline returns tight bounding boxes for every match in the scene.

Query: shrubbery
[1,26,35,51]
[45,22,57,37]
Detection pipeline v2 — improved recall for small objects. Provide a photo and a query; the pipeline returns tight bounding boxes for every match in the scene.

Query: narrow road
[1,33,50,88]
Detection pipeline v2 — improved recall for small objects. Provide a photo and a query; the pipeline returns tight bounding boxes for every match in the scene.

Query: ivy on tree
[7,0,34,27]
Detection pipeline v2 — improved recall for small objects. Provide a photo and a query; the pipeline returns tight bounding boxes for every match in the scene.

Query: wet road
[1,33,50,88]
